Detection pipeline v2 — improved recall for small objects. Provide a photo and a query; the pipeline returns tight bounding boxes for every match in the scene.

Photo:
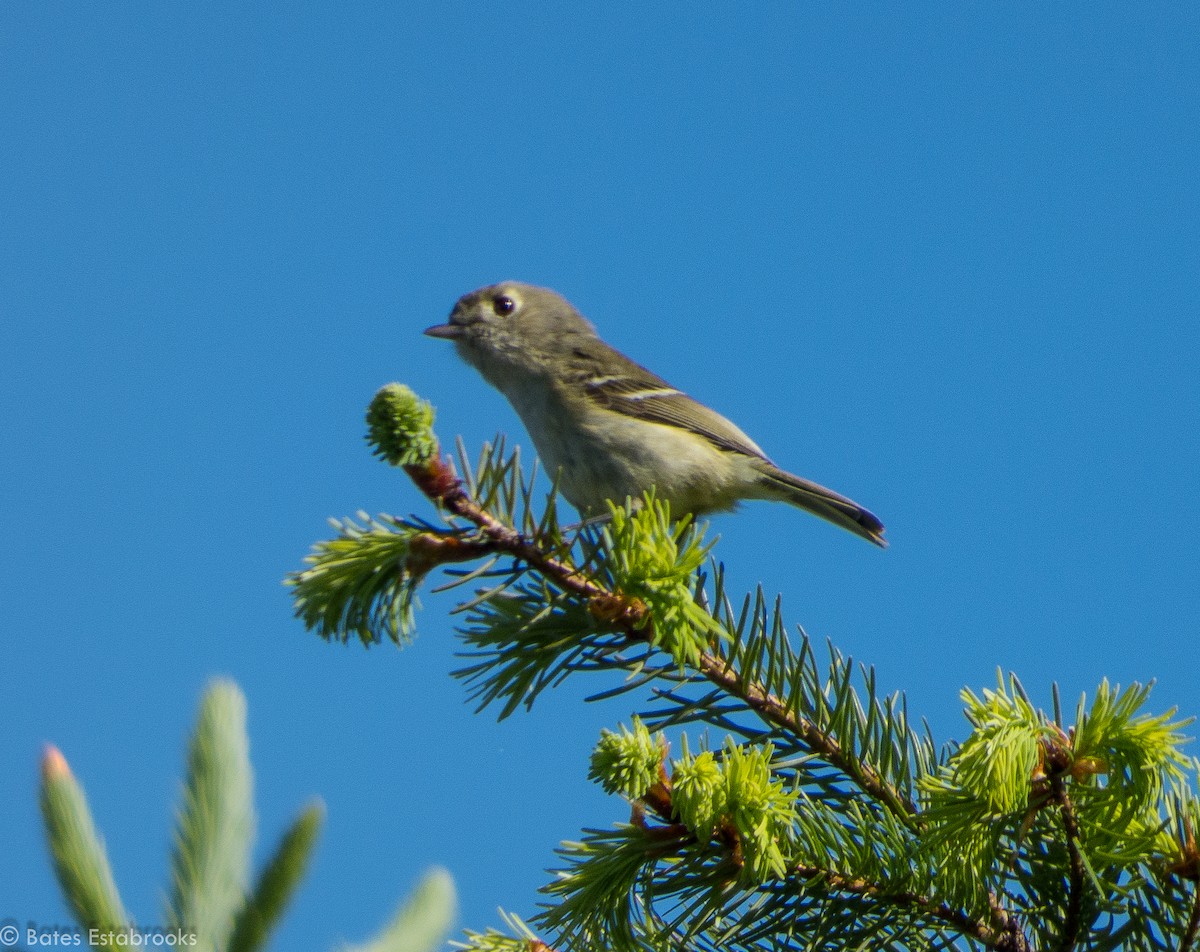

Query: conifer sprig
[291,384,1200,952]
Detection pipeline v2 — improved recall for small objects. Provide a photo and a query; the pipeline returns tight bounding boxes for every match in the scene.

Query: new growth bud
[671,750,725,840]
[366,384,438,468]
[42,744,71,781]
[589,718,664,801]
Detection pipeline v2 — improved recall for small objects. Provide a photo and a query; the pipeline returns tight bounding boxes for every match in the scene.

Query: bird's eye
[492,294,516,317]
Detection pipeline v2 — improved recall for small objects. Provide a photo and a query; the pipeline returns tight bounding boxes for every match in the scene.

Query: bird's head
[425,282,596,382]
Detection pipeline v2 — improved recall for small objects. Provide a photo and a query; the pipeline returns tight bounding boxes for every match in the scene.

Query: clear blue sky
[3,3,1198,947]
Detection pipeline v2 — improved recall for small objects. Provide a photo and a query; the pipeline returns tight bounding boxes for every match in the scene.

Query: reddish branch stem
[790,865,1030,952]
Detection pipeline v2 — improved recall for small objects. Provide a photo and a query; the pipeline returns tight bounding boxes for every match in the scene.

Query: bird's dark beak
[424,322,464,340]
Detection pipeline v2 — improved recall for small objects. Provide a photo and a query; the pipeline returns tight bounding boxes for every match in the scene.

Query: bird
[424,282,886,547]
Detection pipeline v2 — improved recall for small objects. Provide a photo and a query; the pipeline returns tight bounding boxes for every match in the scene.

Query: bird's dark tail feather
[760,464,887,547]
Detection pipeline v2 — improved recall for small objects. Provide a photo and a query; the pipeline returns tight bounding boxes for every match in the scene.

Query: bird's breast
[499,381,747,514]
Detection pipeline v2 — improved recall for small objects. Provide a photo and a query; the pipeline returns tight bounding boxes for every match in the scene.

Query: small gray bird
[425,282,886,547]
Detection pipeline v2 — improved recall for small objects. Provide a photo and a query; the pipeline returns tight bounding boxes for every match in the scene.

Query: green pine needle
[455,911,544,952]
[1072,679,1193,813]
[953,677,1048,814]
[288,514,421,646]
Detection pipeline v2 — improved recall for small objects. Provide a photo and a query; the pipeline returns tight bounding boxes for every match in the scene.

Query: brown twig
[1175,818,1200,951]
[693,651,920,823]
[408,457,632,605]
[1050,774,1086,951]
[791,864,1031,952]
[987,893,1029,952]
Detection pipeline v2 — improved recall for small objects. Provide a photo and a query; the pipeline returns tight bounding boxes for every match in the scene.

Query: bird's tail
[755,462,887,547]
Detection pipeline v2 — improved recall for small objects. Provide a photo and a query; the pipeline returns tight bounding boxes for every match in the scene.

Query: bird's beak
[424,322,464,340]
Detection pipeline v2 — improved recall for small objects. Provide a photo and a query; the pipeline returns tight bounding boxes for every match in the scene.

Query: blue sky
[3,3,1198,947]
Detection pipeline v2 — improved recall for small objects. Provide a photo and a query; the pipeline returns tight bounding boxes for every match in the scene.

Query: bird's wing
[564,340,771,461]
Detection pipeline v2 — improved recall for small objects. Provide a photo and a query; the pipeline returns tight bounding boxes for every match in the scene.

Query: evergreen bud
[588,718,663,800]
[603,494,722,668]
[721,741,798,883]
[366,384,438,468]
[671,750,725,840]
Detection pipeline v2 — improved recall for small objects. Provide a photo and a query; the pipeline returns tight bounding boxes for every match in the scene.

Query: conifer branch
[789,863,1030,952]
[606,726,1024,952]
[396,433,920,817]
[418,457,634,611]
[291,385,1200,952]
[406,445,922,823]
[691,651,920,823]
